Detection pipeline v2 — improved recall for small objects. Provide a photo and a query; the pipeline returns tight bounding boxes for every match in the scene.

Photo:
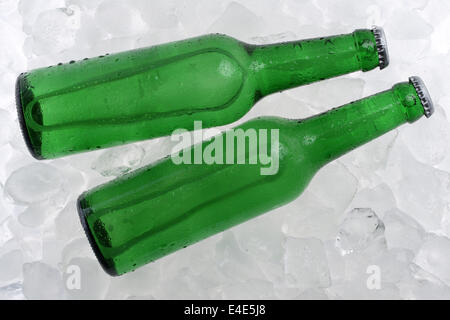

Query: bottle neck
[249,29,380,97]
[301,81,425,167]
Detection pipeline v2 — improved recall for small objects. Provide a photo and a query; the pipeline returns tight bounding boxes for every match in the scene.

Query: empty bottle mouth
[372,26,389,70]
[409,76,434,118]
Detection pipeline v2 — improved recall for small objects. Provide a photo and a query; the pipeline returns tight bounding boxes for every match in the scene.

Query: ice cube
[243,94,316,124]
[139,137,182,167]
[134,0,180,30]
[326,281,400,300]
[0,0,18,18]
[4,163,64,205]
[152,233,225,300]
[31,6,81,55]
[0,218,42,261]
[336,208,385,255]
[250,31,297,45]
[219,278,275,299]
[95,0,147,37]
[0,282,25,300]
[283,237,330,291]
[233,213,285,284]
[0,109,13,147]
[54,202,84,241]
[18,0,66,33]
[348,184,397,219]
[398,263,450,299]
[314,0,389,28]
[383,209,425,252]
[324,240,346,283]
[106,262,161,299]
[215,231,265,282]
[23,262,65,299]
[18,203,52,228]
[286,78,366,113]
[383,143,450,232]
[340,130,398,184]
[296,288,329,300]
[126,294,156,300]
[66,0,103,12]
[414,235,450,286]
[385,9,433,40]
[0,17,27,97]
[308,161,358,213]
[420,0,450,25]
[0,250,23,284]
[153,268,203,299]
[281,192,340,241]
[376,248,415,284]
[208,2,267,41]
[42,237,69,268]
[399,106,450,166]
[91,144,145,177]
[61,238,95,266]
[0,184,10,224]
[281,161,357,241]
[234,213,284,263]
[2,0,449,300]
[281,0,325,28]
[429,16,450,54]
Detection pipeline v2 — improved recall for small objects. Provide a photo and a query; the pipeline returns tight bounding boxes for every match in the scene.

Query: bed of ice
[1,0,450,300]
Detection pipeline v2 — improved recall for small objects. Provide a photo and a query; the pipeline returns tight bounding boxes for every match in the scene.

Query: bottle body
[17,29,386,159]
[78,77,431,276]
[79,117,315,276]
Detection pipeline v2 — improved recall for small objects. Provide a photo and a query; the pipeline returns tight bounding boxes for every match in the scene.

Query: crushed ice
[0,0,449,299]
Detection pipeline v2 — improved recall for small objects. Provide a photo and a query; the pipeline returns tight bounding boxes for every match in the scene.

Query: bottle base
[77,194,119,277]
[15,73,44,160]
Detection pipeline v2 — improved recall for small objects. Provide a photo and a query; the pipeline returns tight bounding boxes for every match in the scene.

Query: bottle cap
[409,76,434,118]
[372,26,389,70]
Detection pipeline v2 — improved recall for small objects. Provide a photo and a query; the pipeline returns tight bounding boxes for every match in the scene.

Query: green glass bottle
[16,27,388,159]
[78,76,433,276]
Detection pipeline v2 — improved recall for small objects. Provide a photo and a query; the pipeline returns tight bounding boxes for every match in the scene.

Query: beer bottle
[16,27,388,159]
[77,76,432,276]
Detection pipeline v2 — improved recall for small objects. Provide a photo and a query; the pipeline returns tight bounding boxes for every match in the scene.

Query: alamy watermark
[66,265,81,290]
[170,121,280,176]
[366,265,381,290]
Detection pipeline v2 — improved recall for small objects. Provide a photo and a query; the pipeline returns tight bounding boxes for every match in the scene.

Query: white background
[0,0,450,299]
